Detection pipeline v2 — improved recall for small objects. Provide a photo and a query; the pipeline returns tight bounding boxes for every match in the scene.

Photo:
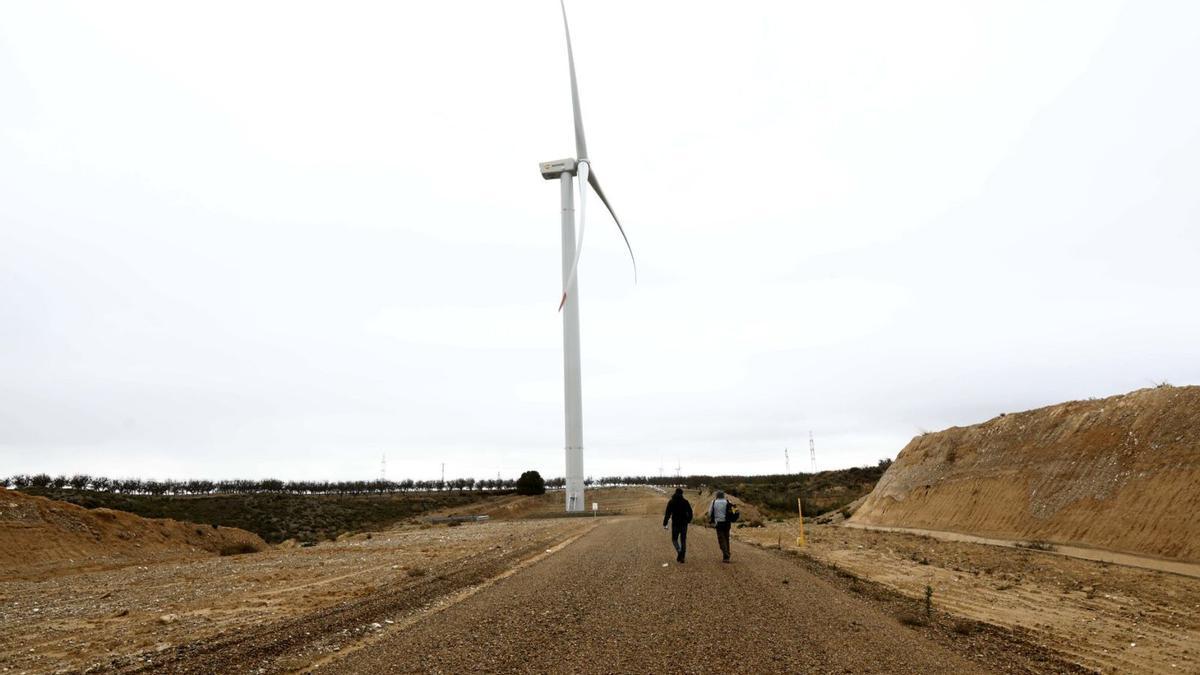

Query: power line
[809,431,817,473]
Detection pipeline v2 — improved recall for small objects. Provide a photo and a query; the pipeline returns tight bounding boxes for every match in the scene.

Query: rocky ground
[736,519,1200,674]
[3,487,1190,673]
[0,518,582,673]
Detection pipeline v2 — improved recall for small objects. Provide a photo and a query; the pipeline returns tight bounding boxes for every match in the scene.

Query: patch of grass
[897,611,928,627]
[406,567,428,577]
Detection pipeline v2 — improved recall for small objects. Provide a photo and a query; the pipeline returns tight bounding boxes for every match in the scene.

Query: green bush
[516,470,546,496]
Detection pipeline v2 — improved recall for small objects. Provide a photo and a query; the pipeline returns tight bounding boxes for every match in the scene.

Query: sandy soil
[736,519,1200,674]
[0,517,582,673]
[853,386,1200,562]
[1,489,265,581]
[2,488,1087,674]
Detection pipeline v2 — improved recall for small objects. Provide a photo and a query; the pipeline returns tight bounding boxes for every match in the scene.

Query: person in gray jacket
[708,490,733,562]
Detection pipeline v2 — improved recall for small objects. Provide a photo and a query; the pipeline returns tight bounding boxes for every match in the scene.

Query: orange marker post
[796,497,807,548]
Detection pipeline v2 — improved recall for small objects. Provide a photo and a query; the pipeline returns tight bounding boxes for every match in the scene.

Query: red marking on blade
[558,291,568,312]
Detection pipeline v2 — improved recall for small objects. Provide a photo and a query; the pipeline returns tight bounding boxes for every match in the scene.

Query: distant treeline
[1,474,542,496]
[2,459,892,503]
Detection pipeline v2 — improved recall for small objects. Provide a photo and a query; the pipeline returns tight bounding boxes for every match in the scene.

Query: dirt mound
[0,488,266,580]
[851,386,1200,562]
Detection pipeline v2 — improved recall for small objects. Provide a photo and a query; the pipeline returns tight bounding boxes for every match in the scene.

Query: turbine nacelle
[540,158,579,180]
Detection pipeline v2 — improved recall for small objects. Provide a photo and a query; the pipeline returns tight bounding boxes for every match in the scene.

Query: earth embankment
[851,386,1200,562]
[0,488,266,580]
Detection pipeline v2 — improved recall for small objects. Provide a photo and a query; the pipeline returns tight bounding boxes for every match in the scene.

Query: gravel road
[320,516,1072,674]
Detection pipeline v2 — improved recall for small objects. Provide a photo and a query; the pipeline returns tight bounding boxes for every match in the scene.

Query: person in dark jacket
[662,488,693,563]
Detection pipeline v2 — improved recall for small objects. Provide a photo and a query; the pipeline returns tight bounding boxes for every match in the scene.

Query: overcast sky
[2,1,1198,482]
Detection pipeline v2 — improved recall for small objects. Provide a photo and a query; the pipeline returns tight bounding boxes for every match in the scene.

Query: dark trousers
[716,522,732,560]
[671,524,688,560]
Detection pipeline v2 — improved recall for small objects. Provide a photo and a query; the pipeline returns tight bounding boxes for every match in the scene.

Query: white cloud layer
[2,1,1198,481]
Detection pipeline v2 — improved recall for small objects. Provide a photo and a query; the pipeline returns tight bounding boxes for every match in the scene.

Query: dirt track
[0,489,1098,673]
[319,516,1078,674]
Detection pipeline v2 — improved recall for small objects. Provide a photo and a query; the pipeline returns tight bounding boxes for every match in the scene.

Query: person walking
[708,490,734,562]
[662,488,693,563]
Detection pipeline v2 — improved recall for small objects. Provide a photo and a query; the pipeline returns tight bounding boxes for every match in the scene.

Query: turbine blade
[587,169,637,283]
[559,0,588,160]
[560,162,590,311]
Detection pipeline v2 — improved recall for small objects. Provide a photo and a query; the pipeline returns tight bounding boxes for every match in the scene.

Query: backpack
[727,503,741,523]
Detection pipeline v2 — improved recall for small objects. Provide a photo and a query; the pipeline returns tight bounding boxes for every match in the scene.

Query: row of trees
[2,460,892,498]
[590,459,893,491]
[1,474,557,496]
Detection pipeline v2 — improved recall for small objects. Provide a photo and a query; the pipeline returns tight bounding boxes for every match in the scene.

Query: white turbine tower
[539,0,636,512]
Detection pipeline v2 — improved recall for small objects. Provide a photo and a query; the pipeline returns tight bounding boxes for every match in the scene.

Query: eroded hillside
[0,488,266,580]
[851,386,1200,561]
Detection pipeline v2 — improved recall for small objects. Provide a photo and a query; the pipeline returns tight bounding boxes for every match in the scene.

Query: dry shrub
[219,542,260,556]
[1015,540,1056,552]
[952,619,979,635]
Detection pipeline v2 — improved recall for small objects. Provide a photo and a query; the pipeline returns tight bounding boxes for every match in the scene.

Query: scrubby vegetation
[3,459,893,537]
[17,488,490,544]
[1015,540,1058,552]
[4,474,518,495]
[694,460,892,518]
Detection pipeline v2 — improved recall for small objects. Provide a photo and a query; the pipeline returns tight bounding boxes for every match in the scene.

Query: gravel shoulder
[0,518,584,673]
[738,518,1200,674]
[322,515,1081,674]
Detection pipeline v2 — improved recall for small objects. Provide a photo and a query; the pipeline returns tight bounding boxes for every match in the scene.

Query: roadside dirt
[0,489,265,581]
[0,517,583,673]
[736,519,1200,674]
[1,487,1093,674]
[438,486,664,520]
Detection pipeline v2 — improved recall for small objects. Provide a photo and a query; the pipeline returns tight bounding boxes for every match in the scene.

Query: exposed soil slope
[851,386,1200,562]
[0,488,265,580]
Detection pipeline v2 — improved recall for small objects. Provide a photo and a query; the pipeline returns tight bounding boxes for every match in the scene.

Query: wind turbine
[539,0,636,512]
